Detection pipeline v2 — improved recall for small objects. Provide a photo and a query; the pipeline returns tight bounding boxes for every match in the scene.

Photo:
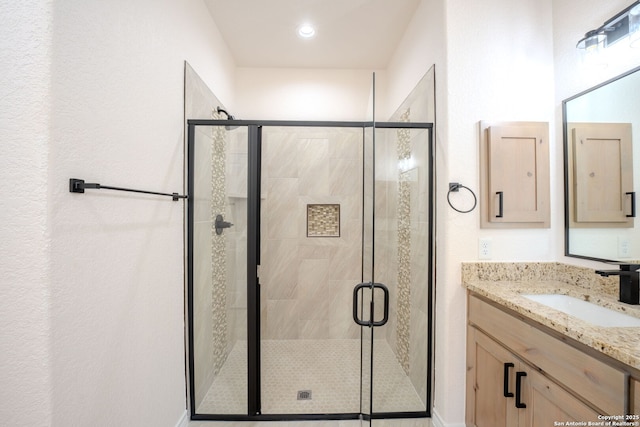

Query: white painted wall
[1,0,235,426]
[0,1,53,426]
[234,67,382,121]
[384,0,445,121]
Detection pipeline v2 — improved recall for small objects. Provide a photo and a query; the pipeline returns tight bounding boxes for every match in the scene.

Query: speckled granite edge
[461,262,618,296]
[462,262,640,371]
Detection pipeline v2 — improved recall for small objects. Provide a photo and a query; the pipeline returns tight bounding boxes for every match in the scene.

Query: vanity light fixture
[297,23,316,39]
[576,30,606,52]
[629,4,640,47]
[576,30,607,64]
[576,1,640,52]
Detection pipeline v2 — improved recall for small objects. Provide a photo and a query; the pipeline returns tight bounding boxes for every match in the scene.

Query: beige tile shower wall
[260,128,363,340]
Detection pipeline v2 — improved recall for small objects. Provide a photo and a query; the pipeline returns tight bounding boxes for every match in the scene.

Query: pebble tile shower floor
[197,339,424,415]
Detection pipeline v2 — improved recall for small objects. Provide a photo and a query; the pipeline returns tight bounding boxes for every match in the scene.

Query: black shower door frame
[186,119,434,423]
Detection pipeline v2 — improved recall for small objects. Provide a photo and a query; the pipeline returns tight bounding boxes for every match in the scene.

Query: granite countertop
[462,262,640,372]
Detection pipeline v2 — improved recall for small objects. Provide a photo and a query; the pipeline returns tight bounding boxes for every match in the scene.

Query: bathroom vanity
[463,263,640,427]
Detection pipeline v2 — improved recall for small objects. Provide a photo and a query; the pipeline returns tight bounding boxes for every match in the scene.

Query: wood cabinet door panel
[571,122,634,226]
[521,368,601,427]
[467,327,519,427]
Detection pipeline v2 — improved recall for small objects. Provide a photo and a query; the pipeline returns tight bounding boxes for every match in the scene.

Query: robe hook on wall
[69,178,187,201]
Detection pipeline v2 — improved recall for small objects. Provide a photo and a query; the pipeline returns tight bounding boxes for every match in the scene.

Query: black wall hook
[69,178,187,201]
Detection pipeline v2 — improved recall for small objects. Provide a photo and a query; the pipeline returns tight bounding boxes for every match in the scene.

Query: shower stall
[186,74,435,424]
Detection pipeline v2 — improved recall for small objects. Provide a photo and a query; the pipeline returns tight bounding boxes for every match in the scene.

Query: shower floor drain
[297,390,312,400]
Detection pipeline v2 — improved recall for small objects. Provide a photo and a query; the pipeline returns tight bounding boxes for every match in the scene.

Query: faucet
[595,264,640,305]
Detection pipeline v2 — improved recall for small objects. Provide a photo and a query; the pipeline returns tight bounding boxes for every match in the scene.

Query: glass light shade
[629,5,640,48]
[576,30,606,52]
[576,30,607,66]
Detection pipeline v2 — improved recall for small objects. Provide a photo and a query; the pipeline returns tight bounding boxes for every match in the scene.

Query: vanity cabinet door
[520,366,601,427]
[632,378,640,414]
[468,326,602,427]
[466,327,520,427]
[480,121,550,228]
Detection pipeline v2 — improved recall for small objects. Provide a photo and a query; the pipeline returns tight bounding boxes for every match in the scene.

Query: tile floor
[197,339,425,416]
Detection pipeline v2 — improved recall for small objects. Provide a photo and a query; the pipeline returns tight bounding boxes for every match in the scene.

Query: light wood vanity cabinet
[467,327,600,427]
[467,293,628,427]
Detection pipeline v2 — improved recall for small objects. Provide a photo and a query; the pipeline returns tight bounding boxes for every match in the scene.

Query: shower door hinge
[256,265,261,279]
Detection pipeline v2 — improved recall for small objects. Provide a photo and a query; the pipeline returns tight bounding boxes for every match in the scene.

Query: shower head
[216,106,235,120]
[216,106,238,130]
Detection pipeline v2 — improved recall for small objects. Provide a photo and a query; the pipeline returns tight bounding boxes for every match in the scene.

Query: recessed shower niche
[307,204,341,237]
[185,66,436,424]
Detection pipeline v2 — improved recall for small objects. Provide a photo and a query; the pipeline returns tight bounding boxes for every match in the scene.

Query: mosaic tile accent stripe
[396,109,411,375]
[210,111,228,377]
[307,204,340,237]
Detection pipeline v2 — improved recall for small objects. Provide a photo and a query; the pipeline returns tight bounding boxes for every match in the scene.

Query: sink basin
[522,294,640,327]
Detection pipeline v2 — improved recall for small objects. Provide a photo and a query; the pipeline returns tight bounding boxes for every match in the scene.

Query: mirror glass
[564,66,640,263]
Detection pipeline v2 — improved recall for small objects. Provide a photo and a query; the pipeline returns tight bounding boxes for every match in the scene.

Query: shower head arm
[216,106,235,120]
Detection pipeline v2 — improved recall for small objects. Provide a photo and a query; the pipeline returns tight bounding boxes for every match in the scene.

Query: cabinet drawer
[469,294,626,415]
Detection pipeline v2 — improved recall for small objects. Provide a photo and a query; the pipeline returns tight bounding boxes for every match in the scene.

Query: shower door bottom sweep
[187,120,433,423]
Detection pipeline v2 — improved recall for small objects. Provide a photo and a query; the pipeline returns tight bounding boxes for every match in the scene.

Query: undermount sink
[522,294,640,327]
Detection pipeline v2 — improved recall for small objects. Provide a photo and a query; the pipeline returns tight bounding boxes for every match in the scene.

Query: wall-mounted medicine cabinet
[480,121,550,229]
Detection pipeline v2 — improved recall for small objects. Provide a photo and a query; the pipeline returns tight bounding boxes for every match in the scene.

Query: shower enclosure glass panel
[371,126,432,415]
[187,119,432,421]
[189,125,249,415]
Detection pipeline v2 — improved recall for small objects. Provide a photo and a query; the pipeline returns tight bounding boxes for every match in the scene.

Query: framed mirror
[563,65,640,263]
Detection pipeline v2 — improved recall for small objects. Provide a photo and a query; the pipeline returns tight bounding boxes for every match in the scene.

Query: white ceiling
[203,0,422,69]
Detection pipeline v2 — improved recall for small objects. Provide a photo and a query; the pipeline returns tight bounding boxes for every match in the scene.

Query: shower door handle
[352,282,389,327]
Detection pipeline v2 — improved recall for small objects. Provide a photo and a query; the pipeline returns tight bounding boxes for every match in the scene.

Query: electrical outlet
[479,238,492,260]
[619,237,631,258]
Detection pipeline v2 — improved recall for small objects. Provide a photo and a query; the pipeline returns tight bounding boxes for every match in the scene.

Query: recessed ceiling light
[298,24,316,39]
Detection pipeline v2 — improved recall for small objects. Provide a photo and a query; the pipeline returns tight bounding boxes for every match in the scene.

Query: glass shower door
[258,125,365,416]
[361,120,433,424]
